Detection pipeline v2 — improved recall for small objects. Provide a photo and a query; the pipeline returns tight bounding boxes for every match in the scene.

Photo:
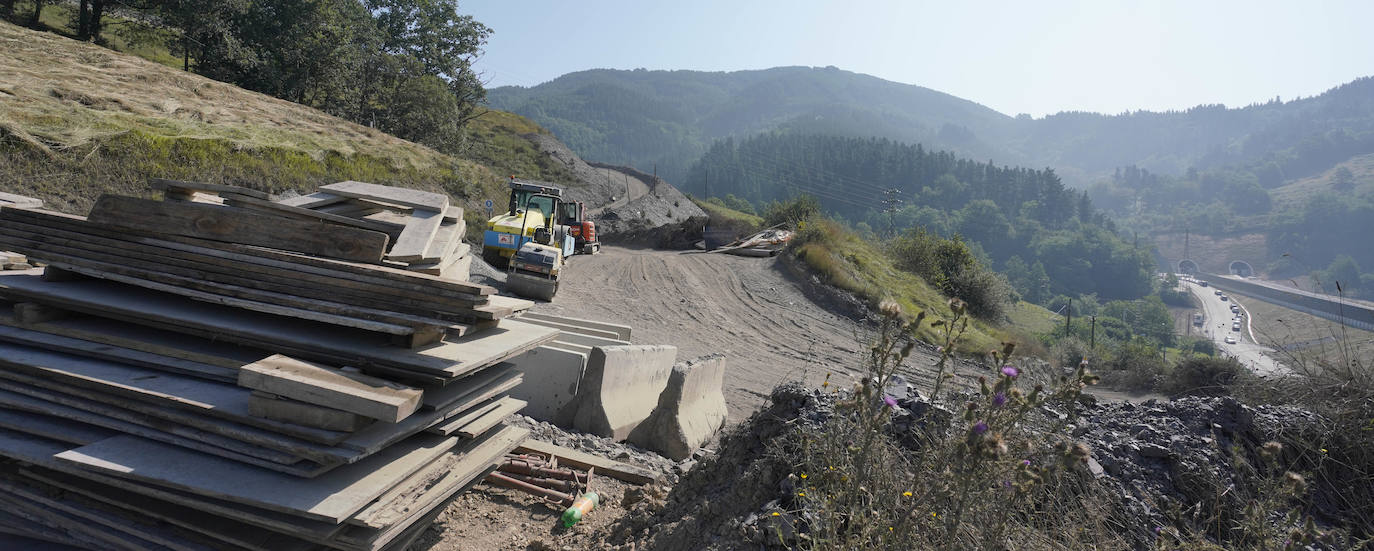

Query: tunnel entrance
[1229,261,1254,277]
[1177,259,1199,275]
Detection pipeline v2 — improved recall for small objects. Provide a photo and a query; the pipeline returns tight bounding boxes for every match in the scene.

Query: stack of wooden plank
[0,186,562,550]
[278,181,473,281]
[0,252,29,271]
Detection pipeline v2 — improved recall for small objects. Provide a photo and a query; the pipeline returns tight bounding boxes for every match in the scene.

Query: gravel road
[526,246,897,423]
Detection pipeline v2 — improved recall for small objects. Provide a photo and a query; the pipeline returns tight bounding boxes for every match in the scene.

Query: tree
[74,0,106,42]
[365,0,492,126]
[1,0,14,19]
[1332,166,1355,190]
[29,0,42,27]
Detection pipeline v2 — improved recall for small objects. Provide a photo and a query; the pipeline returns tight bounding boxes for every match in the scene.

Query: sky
[463,0,1374,118]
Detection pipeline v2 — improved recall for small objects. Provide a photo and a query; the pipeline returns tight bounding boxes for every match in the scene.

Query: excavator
[482,178,598,300]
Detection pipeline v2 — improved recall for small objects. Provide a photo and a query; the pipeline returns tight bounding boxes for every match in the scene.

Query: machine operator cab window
[509,189,556,219]
[556,201,581,226]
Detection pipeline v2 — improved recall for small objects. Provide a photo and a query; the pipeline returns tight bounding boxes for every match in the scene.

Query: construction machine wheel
[506,272,559,301]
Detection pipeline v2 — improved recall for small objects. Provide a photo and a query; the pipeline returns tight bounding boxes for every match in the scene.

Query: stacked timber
[0,183,554,550]
[277,181,473,281]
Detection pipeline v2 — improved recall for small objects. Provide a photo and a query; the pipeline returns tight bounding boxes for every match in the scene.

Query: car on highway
[1232,322,1241,331]
[1225,335,1237,344]
[1214,290,1223,295]
[1199,281,1209,287]
[1220,295,1229,301]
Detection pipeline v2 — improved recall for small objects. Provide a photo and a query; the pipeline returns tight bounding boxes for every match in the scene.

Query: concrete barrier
[628,354,728,460]
[568,345,677,439]
[505,345,588,422]
[553,332,630,348]
[519,312,632,340]
[518,317,621,340]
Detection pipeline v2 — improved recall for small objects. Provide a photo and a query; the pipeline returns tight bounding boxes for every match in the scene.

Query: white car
[1224,336,1237,344]
[1214,290,1223,296]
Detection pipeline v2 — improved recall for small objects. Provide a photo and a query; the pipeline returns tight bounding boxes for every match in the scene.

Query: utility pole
[1090,316,1096,348]
[1184,228,1190,262]
[881,188,902,239]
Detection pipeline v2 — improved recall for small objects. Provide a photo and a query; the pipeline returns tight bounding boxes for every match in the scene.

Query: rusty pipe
[500,471,578,493]
[498,461,583,482]
[486,472,574,506]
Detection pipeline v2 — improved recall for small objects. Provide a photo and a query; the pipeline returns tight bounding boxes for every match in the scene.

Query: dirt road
[527,246,903,422]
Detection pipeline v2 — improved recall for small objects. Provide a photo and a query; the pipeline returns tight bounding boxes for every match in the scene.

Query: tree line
[3,0,490,154]
[687,133,1155,307]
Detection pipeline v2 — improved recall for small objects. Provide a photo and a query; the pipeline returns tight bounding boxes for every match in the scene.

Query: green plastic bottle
[560,492,599,527]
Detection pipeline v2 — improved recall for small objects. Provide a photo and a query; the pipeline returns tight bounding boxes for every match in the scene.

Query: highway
[1183,280,1287,375]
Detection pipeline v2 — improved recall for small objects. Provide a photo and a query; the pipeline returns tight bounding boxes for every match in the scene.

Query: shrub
[762,195,821,228]
[1163,356,1242,396]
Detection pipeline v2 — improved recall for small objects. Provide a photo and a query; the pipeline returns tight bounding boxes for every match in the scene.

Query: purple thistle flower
[1000,366,1019,378]
[992,392,1007,407]
[972,420,989,435]
[1022,459,1031,467]
[883,395,898,409]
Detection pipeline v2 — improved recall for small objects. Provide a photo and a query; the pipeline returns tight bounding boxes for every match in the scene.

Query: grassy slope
[790,217,1057,355]
[0,19,572,215]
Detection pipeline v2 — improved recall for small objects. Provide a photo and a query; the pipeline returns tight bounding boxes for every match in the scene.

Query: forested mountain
[489,69,1374,187]
[487,67,1018,184]
[689,133,1154,302]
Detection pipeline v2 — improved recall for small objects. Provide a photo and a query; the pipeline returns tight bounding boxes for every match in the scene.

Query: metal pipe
[486,472,574,506]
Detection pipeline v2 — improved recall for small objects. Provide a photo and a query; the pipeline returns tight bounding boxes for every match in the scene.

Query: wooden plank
[0,364,354,469]
[12,301,69,324]
[0,382,323,475]
[0,308,270,372]
[239,355,423,423]
[515,439,660,485]
[0,215,489,319]
[248,392,371,433]
[339,426,525,549]
[55,432,459,524]
[20,256,419,336]
[407,243,470,275]
[20,467,346,543]
[276,192,347,209]
[421,363,517,410]
[0,271,556,377]
[0,207,494,298]
[0,475,223,551]
[148,178,271,200]
[86,195,389,263]
[0,408,117,445]
[320,182,448,212]
[21,468,318,551]
[0,491,173,551]
[0,322,237,382]
[0,339,350,445]
[224,194,402,238]
[0,194,42,208]
[454,397,525,438]
[338,370,521,454]
[384,209,442,263]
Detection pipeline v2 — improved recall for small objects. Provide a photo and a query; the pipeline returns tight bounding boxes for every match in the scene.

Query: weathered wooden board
[0,318,239,382]
[0,382,321,475]
[0,274,555,376]
[248,392,371,433]
[515,439,659,485]
[223,194,401,237]
[0,214,489,319]
[427,396,525,437]
[338,426,525,550]
[0,407,116,446]
[21,468,318,551]
[0,193,43,208]
[148,178,271,200]
[384,208,442,263]
[0,340,350,445]
[0,475,224,551]
[320,182,448,212]
[86,195,389,263]
[0,207,494,297]
[239,355,422,423]
[55,432,458,523]
[338,370,521,454]
[276,192,347,209]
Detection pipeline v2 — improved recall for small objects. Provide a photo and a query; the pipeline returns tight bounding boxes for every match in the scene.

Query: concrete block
[248,392,372,432]
[520,312,632,340]
[505,345,587,422]
[628,354,728,460]
[569,345,677,439]
[552,332,630,349]
[519,317,621,340]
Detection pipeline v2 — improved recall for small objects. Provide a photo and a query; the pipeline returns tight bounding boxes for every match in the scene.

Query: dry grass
[1271,153,1374,207]
[1236,293,1374,369]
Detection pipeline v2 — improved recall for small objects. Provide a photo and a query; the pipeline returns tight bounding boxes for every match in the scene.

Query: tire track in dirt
[529,246,924,422]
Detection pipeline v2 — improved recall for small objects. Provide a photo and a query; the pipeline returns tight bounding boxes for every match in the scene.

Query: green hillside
[0,20,572,214]
[490,68,1374,189]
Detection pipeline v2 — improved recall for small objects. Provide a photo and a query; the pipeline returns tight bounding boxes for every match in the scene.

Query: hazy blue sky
[464,0,1374,117]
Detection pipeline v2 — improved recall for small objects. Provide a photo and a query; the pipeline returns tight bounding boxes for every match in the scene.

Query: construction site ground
[430,245,949,550]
